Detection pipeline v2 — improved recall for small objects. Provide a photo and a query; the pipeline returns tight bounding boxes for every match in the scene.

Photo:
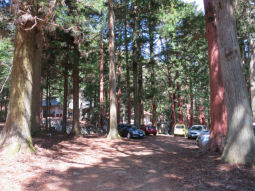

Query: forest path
[0,134,254,191]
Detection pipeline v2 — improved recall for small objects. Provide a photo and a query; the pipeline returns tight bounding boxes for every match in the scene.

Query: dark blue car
[118,124,145,139]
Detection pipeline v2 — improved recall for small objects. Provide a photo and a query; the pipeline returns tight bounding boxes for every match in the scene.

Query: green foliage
[0,38,13,93]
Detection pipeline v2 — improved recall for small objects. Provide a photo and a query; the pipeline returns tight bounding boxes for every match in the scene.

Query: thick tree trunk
[117,48,121,124]
[125,0,131,124]
[0,27,37,154]
[107,0,120,139]
[62,64,68,134]
[204,0,227,152]
[72,56,80,136]
[249,38,255,122]
[215,0,255,165]
[31,31,42,135]
[100,32,104,128]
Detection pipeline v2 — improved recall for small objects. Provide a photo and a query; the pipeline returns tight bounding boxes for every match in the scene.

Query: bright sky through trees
[183,0,204,11]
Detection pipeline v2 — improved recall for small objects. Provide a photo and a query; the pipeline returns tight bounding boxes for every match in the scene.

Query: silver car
[188,125,208,139]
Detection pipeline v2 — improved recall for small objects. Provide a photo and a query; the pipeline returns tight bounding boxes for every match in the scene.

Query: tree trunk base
[0,129,35,156]
[107,129,120,140]
[209,136,225,153]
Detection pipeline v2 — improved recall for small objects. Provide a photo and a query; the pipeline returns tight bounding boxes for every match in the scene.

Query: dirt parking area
[0,133,254,191]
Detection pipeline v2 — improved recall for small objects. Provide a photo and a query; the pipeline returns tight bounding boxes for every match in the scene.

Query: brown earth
[0,125,254,191]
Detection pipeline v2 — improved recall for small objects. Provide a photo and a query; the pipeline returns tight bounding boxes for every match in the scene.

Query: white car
[188,125,208,139]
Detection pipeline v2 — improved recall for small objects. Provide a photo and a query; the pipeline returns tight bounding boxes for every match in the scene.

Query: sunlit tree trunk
[0,27,38,154]
[215,0,255,165]
[204,0,227,152]
[100,31,104,128]
[107,0,120,139]
[199,100,205,125]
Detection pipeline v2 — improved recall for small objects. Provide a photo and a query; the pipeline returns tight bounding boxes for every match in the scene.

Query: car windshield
[191,126,202,131]
[149,126,156,129]
[130,127,137,131]
[175,125,184,129]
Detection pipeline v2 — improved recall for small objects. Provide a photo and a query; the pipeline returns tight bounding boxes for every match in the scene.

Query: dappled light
[0,0,255,190]
[0,135,254,191]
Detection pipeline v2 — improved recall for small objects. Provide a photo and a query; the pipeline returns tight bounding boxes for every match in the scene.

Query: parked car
[118,124,145,139]
[173,124,188,137]
[196,130,210,148]
[188,125,208,139]
[143,126,157,136]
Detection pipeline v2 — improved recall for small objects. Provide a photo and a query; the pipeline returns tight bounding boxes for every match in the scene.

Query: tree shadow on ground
[22,135,255,191]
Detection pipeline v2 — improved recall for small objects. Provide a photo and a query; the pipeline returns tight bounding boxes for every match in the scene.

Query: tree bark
[215,0,255,165]
[31,30,42,135]
[185,78,190,128]
[249,37,255,122]
[72,49,80,136]
[62,64,68,134]
[190,79,194,126]
[0,27,37,154]
[132,2,139,128]
[138,31,144,126]
[177,81,184,124]
[100,31,104,128]
[167,65,176,133]
[204,0,227,152]
[107,0,120,139]
[125,0,131,124]
[117,48,121,124]
[148,2,156,126]
[199,100,205,125]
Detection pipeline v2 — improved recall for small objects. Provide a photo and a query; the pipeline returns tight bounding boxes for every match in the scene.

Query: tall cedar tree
[0,0,59,154]
[133,1,140,128]
[124,0,131,124]
[204,0,227,152]
[100,31,104,128]
[215,0,255,165]
[107,0,120,139]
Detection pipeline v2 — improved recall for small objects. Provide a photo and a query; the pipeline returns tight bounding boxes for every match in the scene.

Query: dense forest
[0,0,255,165]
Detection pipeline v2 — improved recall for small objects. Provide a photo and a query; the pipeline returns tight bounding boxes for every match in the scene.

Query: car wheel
[127,132,131,139]
[154,133,156,136]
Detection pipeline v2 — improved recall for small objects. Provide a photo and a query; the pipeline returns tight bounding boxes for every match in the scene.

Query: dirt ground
[0,123,255,191]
